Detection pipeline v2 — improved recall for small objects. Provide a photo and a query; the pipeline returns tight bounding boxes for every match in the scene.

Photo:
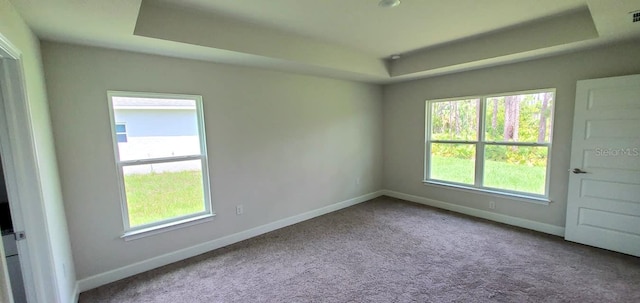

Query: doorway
[0,46,35,303]
[0,155,27,302]
[0,34,58,303]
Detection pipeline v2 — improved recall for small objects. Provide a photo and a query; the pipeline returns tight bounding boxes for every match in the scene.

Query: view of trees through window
[427,90,554,196]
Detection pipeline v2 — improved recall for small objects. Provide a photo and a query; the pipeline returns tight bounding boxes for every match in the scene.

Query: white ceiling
[160,0,586,57]
[9,0,640,83]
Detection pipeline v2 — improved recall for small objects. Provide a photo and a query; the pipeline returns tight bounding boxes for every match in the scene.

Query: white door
[565,74,640,257]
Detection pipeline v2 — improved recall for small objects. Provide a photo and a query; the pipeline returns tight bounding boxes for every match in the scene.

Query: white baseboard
[382,190,565,237]
[77,190,385,292]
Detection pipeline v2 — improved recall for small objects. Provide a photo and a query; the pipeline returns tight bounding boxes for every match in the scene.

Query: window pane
[484,145,548,195]
[430,99,479,141]
[123,160,205,227]
[115,124,126,133]
[116,134,128,143]
[429,143,475,185]
[484,92,554,143]
[112,97,201,161]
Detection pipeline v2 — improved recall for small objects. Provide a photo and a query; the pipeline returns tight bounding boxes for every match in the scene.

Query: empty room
[0,0,639,302]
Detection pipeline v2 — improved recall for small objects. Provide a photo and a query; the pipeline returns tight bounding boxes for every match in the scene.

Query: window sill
[422,180,551,205]
[121,214,215,241]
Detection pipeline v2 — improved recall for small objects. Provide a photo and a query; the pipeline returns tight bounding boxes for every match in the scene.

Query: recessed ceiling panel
[157,0,587,57]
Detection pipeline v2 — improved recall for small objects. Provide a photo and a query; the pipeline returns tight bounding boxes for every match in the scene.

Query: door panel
[588,87,640,110]
[586,119,639,139]
[565,74,640,257]
[583,150,640,171]
[578,208,640,236]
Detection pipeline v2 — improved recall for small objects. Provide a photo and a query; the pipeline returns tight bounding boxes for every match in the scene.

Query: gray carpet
[79,197,640,302]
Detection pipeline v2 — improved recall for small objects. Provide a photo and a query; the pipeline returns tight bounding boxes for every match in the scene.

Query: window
[425,89,555,200]
[108,91,212,238]
[115,123,128,142]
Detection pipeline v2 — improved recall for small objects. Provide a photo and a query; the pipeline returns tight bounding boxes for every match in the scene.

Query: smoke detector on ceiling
[379,0,401,9]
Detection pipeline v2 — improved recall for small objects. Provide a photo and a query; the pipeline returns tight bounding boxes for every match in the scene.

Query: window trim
[422,180,551,205]
[424,88,556,201]
[107,91,213,239]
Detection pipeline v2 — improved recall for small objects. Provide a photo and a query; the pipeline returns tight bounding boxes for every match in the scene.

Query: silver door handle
[572,168,588,174]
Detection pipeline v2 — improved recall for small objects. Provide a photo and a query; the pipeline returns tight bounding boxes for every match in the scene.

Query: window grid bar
[431,140,550,147]
[475,98,486,188]
[119,155,203,166]
[483,142,551,147]
[430,140,479,144]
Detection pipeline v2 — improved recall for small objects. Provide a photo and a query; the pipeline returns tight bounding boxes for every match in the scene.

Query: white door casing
[565,74,640,257]
[0,34,58,302]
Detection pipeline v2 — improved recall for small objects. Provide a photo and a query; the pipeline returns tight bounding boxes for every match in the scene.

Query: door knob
[572,168,588,174]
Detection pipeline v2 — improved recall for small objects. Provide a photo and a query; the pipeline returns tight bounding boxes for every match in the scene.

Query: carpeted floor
[79,197,640,302]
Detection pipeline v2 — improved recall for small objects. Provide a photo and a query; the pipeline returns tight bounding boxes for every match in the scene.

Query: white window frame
[107,91,213,240]
[424,88,555,204]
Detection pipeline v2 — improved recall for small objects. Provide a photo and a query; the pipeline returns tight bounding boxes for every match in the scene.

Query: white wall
[41,42,383,280]
[0,0,76,302]
[383,39,640,228]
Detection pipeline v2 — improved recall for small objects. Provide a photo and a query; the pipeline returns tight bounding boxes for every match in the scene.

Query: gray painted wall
[41,42,383,280]
[383,39,640,228]
[37,25,640,291]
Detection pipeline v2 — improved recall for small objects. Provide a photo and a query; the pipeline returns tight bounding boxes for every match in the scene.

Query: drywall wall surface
[135,1,387,79]
[41,42,383,280]
[391,7,598,76]
[0,1,77,302]
[383,39,640,228]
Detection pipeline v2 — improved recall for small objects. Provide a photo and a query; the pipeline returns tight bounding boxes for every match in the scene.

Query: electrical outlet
[489,201,496,210]
[236,205,244,215]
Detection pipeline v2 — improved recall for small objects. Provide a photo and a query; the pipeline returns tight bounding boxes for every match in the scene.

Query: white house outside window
[108,91,212,239]
[115,123,128,142]
[425,89,555,201]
